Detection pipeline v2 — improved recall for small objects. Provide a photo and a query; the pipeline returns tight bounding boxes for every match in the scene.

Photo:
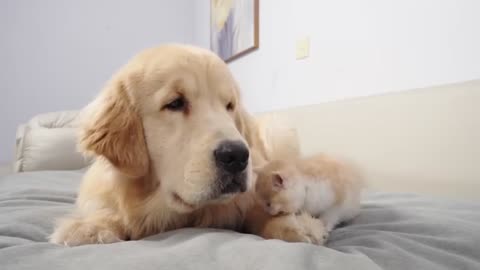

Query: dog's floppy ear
[79,74,149,177]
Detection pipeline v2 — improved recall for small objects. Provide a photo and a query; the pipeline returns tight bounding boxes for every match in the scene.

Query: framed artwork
[210,0,259,62]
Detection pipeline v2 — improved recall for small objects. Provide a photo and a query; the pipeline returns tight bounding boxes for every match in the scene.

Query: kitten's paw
[296,212,329,245]
[278,226,313,243]
[262,213,328,245]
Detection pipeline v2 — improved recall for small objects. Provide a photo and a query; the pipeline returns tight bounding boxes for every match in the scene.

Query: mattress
[1,170,479,270]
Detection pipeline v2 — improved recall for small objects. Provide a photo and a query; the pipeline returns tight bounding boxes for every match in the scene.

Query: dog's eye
[226,102,234,111]
[266,202,271,208]
[164,97,187,111]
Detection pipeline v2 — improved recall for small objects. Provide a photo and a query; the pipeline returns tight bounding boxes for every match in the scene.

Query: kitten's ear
[272,173,285,189]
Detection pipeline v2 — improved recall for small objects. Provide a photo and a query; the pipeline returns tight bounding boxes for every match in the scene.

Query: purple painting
[211,0,259,62]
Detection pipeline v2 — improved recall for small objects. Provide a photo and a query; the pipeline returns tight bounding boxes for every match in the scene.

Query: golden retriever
[49,44,327,246]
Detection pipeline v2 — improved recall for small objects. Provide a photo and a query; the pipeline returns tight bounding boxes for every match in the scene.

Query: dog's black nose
[214,140,249,174]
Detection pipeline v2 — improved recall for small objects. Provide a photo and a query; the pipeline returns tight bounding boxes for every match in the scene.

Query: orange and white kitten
[254,154,363,231]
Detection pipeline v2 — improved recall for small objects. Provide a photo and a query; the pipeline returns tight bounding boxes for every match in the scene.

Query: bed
[2,80,479,269]
[1,170,479,270]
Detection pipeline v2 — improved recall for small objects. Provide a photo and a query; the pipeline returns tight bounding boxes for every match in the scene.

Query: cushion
[14,111,92,172]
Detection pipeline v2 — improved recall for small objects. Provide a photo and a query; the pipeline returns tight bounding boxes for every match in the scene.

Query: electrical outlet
[296,36,310,60]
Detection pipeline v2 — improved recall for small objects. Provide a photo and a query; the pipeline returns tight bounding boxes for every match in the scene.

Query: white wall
[193,0,480,113]
[0,0,194,163]
[2,0,480,163]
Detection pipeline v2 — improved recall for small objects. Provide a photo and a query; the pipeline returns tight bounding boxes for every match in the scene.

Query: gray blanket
[1,171,479,270]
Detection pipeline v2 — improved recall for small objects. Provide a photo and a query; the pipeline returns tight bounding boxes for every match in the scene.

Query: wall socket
[296,36,310,60]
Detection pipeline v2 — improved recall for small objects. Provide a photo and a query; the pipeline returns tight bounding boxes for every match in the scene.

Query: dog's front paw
[50,217,123,246]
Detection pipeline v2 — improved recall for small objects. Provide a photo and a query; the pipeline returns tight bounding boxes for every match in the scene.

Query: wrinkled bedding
[1,171,479,270]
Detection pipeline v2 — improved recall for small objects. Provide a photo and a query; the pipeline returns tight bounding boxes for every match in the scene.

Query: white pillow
[15,111,92,172]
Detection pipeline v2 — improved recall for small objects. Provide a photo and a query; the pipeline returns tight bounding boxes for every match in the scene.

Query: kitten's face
[254,162,304,216]
[256,188,298,216]
[255,178,287,216]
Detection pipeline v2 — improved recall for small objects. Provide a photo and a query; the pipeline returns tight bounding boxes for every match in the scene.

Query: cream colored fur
[255,154,363,232]
[49,44,327,246]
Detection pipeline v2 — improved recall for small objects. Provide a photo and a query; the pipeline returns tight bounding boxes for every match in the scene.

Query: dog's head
[79,45,253,213]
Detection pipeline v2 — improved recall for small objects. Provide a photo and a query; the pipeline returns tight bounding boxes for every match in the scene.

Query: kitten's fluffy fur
[254,154,363,231]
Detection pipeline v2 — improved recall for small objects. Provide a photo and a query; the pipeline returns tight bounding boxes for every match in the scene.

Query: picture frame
[210,0,259,62]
